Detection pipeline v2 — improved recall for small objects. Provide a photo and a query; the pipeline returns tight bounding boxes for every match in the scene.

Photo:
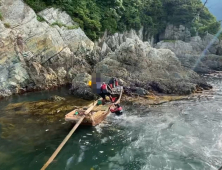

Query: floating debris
[45,129,49,132]
[87,133,92,136]
[99,151,104,153]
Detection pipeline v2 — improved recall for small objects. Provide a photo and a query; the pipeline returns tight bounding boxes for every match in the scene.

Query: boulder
[71,73,97,100]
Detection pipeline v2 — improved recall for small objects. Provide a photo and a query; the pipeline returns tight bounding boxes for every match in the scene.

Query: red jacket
[101,84,107,90]
[110,107,122,113]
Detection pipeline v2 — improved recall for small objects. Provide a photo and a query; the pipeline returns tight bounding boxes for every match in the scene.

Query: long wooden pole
[41,102,97,170]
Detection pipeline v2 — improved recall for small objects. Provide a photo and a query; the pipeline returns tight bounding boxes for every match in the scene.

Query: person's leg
[107,93,113,102]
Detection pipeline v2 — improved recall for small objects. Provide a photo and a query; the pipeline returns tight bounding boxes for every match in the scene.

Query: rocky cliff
[0,0,93,98]
[157,25,222,73]
[0,0,211,99]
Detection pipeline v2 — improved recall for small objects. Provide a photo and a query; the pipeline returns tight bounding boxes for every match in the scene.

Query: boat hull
[65,86,123,126]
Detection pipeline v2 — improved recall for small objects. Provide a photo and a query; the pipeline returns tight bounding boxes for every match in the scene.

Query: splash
[193,28,222,70]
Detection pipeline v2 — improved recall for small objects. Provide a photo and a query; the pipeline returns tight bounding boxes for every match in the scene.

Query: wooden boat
[65,86,123,126]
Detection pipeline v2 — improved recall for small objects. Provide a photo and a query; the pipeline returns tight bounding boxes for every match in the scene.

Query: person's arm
[107,85,113,93]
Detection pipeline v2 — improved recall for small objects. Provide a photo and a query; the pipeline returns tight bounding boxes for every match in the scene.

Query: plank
[41,101,97,170]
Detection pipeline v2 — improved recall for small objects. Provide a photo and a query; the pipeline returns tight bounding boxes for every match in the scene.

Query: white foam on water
[77,151,84,163]
[76,145,86,164]
[101,137,108,144]
[65,155,75,170]
[95,125,103,133]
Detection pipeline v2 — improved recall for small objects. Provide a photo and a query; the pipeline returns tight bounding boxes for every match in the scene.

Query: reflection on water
[1,78,222,170]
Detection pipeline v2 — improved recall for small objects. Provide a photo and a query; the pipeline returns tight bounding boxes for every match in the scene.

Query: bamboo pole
[41,102,97,170]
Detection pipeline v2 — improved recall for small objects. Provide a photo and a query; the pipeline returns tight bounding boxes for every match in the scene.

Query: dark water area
[1,78,222,170]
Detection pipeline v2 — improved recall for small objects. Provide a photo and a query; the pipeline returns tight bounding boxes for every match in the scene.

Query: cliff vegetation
[24,0,221,40]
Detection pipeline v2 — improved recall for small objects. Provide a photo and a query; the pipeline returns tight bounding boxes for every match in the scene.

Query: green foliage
[51,21,64,27]
[37,15,45,22]
[67,25,79,30]
[24,0,46,12]
[0,12,3,21]
[162,0,221,36]
[4,23,10,28]
[24,0,221,40]
[51,21,78,30]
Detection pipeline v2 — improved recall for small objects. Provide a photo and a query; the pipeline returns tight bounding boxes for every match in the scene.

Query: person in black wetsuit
[110,104,123,116]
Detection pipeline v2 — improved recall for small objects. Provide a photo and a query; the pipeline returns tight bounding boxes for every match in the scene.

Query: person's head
[114,104,120,108]
[102,82,105,85]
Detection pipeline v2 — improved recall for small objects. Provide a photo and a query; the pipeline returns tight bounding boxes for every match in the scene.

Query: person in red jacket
[110,104,123,116]
[100,82,113,103]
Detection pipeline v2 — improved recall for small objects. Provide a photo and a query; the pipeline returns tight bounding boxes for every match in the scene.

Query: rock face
[0,0,212,98]
[159,25,191,42]
[94,37,211,95]
[38,8,77,26]
[0,0,93,98]
[156,32,222,73]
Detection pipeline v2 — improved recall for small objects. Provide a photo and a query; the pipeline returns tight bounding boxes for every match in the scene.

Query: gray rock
[156,33,222,73]
[38,8,77,26]
[95,38,210,95]
[159,24,191,42]
[71,73,97,100]
[0,0,94,98]
[130,87,149,96]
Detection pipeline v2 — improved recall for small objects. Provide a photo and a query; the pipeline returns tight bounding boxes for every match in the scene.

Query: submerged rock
[0,96,91,141]
[48,95,66,102]
[4,97,90,116]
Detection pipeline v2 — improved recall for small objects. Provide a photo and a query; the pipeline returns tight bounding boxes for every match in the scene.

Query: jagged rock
[130,87,149,96]
[95,38,211,95]
[156,40,194,56]
[57,67,67,84]
[29,62,58,89]
[202,34,220,54]
[0,0,214,99]
[156,33,222,73]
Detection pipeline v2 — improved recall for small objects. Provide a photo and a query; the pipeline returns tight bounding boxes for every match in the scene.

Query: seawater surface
[1,78,222,170]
